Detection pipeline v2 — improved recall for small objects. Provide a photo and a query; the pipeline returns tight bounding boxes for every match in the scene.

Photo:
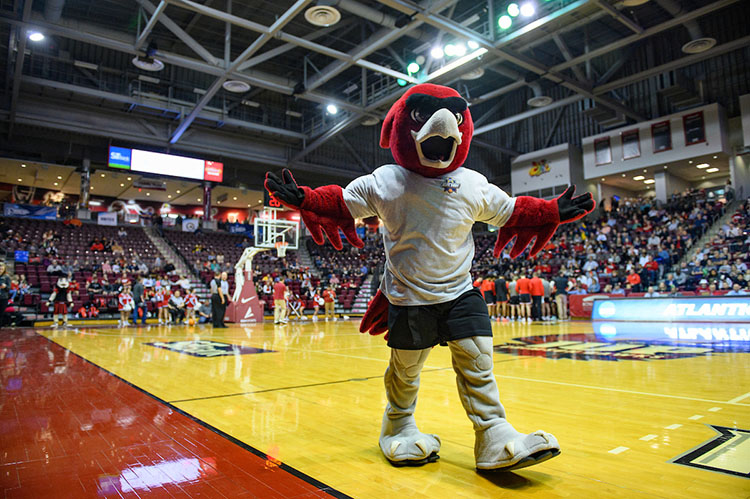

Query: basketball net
[275,240,289,258]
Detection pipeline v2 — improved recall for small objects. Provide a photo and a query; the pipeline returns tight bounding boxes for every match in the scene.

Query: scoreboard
[108,146,223,182]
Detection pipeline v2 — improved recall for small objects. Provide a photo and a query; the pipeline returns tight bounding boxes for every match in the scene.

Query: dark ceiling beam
[377,0,644,122]
[135,0,167,50]
[551,33,588,83]
[7,0,32,137]
[472,139,519,157]
[167,0,418,85]
[169,0,312,144]
[592,0,644,34]
[136,0,220,65]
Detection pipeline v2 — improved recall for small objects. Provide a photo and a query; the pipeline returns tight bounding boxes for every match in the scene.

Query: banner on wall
[228,223,253,236]
[182,218,199,232]
[3,203,57,220]
[97,212,118,226]
[592,296,750,323]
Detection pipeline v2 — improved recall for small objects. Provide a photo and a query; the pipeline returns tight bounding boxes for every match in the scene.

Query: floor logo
[671,425,750,478]
[493,333,749,361]
[146,340,274,357]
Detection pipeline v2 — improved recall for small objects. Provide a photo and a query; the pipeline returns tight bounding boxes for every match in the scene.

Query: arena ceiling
[0,0,748,194]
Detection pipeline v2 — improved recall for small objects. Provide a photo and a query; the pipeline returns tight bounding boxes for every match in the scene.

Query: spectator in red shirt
[479,277,495,317]
[626,270,641,292]
[529,272,544,321]
[273,278,288,324]
[322,284,337,321]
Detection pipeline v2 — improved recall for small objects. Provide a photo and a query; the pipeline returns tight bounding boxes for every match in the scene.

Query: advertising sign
[592,296,750,323]
[97,212,118,226]
[108,146,224,182]
[3,203,57,220]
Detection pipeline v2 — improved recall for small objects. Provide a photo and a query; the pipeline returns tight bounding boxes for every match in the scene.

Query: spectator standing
[273,278,288,324]
[322,284,337,321]
[0,263,11,327]
[210,272,229,328]
[553,271,569,320]
[132,276,147,325]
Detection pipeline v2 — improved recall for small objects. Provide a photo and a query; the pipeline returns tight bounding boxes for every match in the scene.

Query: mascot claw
[475,423,560,472]
[380,413,441,467]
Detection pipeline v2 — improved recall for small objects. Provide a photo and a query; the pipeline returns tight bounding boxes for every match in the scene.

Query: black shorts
[483,291,495,304]
[387,288,492,350]
[519,293,531,304]
[509,295,519,305]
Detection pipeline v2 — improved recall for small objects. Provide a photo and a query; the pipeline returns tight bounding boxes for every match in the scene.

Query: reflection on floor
[2,318,749,497]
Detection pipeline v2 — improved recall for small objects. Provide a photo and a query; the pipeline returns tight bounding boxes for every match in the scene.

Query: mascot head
[380,83,473,178]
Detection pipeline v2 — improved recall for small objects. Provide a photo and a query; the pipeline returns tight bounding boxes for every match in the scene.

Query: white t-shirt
[343,164,515,305]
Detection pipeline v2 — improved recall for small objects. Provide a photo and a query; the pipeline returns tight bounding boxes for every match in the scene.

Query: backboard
[254,207,299,250]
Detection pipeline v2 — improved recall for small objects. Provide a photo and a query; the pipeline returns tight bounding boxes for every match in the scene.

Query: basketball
[188,318,195,326]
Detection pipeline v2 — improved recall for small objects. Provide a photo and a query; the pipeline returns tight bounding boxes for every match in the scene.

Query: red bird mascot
[266,83,594,471]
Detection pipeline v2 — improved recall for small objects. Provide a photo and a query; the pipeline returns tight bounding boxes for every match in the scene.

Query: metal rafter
[377,0,644,122]
[167,0,419,85]
[135,0,167,50]
[136,0,220,65]
[551,33,588,83]
[592,0,643,34]
[170,0,312,144]
[7,0,32,136]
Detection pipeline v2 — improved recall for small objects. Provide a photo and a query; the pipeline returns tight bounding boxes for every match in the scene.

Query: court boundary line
[35,331,354,499]
[495,374,750,406]
[169,358,524,404]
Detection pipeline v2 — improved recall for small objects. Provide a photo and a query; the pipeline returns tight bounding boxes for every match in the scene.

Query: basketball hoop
[275,240,289,258]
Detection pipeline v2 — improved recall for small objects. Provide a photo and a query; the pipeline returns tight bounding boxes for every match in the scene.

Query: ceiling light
[131,55,164,72]
[247,204,251,207]
[507,3,520,17]
[285,110,302,118]
[90,186,94,190]
[53,182,58,186]
[258,199,262,202]
[430,46,444,58]
[664,165,668,169]
[100,173,105,177]
[304,5,341,26]
[415,55,425,65]
[696,163,709,169]
[222,80,251,93]
[176,190,181,193]
[396,78,407,86]
[120,183,124,187]
[643,169,647,172]
[326,104,338,115]
[17,178,22,182]
[688,160,693,164]
[57,175,62,179]
[28,31,45,42]
[444,44,456,57]
[706,168,719,173]
[425,47,488,81]
[498,15,512,29]
[242,100,260,107]
[454,44,467,57]
[622,174,626,177]
[468,40,479,50]
[168,195,172,199]
[520,2,535,17]
[21,164,26,168]
[713,155,718,159]
[197,198,201,202]
[644,179,655,184]
[407,62,420,73]
[74,60,99,71]
[127,177,132,180]
[601,178,606,182]
[233,196,237,200]
[633,175,645,181]
[146,192,150,196]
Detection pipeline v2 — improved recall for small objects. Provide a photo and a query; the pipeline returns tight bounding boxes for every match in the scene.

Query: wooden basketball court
[10,318,750,497]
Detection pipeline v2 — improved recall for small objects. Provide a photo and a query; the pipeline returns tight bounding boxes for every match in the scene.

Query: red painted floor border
[0,329,351,498]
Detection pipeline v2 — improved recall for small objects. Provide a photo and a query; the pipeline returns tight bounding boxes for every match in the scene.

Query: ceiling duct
[329,0,429,41]
[460,67,485,80]
[44,0,66,23]
[653,0,716,54]
[492,65,553,108]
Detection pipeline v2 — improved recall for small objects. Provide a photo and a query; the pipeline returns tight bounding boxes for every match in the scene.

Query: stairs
[145,228,210,301]
[350,275,374,315]
[296,240,319,277]
[678,199,739,266]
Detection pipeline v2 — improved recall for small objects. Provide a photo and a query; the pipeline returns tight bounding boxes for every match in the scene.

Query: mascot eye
[410,109,427,123]
[455,112,464,125]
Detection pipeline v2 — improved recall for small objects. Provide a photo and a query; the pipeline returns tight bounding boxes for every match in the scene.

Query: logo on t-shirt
[441,177,460,193]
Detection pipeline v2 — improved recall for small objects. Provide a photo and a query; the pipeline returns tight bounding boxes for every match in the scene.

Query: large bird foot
[475,421,560,471]
[379,413,441,467]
